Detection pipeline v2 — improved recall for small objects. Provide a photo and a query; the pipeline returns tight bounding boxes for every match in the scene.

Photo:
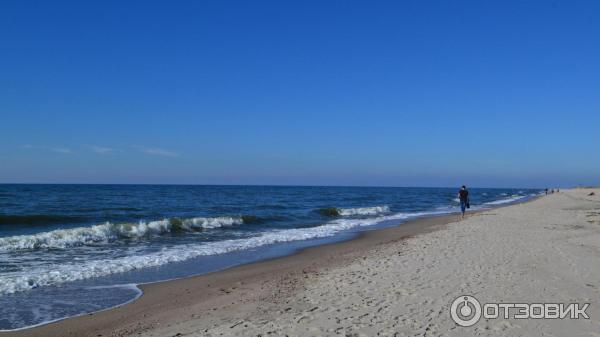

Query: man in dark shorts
[458,185,469,219]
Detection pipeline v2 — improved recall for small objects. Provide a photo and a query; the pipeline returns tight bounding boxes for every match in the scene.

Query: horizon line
[0,182,552,189]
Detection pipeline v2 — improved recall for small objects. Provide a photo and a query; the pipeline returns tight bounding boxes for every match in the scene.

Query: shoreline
[4,213,472,337]
[2,196,541,337]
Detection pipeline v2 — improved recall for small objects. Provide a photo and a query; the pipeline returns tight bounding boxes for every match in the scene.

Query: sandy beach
[5,188,600,337]
[4,1,598,335]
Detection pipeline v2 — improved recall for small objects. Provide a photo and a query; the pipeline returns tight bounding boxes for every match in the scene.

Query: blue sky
[1,0,599,187]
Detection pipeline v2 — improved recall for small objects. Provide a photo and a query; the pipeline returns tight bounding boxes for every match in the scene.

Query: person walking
[458,185,470,219]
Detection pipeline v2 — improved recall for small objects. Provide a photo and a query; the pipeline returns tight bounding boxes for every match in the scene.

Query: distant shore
[6,189,600,337]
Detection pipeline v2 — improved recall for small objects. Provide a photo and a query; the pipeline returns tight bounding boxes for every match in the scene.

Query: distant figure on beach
[458,185,469,219]
[545,188,548,195]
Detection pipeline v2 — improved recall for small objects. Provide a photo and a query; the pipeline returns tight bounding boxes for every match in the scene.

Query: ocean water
[0,184,541,330]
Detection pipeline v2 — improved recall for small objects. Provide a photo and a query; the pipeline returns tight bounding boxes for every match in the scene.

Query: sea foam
[0,216,245,251]
[483,195,527,205]
[0,210,445,295]
[338,205,390,216]
[317,205,391,216]
[0,195,533,295]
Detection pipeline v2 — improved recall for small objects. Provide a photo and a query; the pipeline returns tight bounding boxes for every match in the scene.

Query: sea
[0,184,541,330]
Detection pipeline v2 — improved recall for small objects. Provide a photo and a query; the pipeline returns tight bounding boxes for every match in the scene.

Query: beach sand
[5,188,600,337]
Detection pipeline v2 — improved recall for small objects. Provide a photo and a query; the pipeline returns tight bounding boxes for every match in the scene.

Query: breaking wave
[317,205,390,217]
[0,209,448,295]
[0,195,541,295]
[0,216,251,251]
[483,194,527,206]
[339,205,390,216]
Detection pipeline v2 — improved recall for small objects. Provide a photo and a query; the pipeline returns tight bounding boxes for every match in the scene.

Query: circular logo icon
[450,295,481,327]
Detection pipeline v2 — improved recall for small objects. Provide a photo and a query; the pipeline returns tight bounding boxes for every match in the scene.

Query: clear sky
[1,1,599,187]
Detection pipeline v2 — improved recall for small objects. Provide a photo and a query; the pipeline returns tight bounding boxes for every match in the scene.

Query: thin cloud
[90,145,114,154]
[135,146,179,157]
[20,145,73,154]
[51,147,73,154]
